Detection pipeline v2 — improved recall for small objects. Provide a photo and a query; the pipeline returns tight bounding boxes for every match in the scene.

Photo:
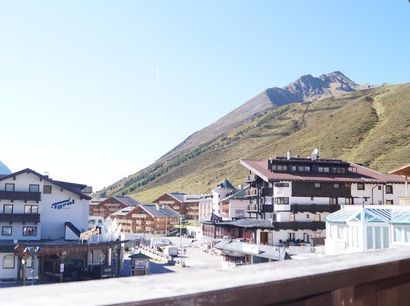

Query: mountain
[161,71,362,159]
[0,161,11,175]
[96,75,410,202]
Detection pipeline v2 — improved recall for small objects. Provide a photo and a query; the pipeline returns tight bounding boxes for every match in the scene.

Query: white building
[325,205,410,255]
[238,152,410,245]
[0,168,91,280]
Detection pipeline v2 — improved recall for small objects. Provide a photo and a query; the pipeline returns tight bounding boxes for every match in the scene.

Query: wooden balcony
[0,213,40,222]
[271,221,325,231]
[246,204,258,212]
[0,190,41,202]
[246,188,258,197]
[291,204,341,214]
[399,197,410,205]
[7,247,410,306]
[246,173,257,183]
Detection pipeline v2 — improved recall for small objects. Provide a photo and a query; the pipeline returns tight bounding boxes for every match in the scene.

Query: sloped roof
[113,196,141,206]
[0,168,91,200]
[223,186,249,201]
[168,192,186,203]
[217,178,236,190]
[389,164,410,177]
[215,240,290,260]
[140,204,181,218]
[112,206,136,216]
[240,159,406,184]
[326,207,400,224]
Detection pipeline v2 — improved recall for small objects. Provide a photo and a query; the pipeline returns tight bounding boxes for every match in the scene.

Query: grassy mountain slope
[100,83,410,202]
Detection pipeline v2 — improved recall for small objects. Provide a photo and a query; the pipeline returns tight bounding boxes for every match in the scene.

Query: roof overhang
[389,164,410,177]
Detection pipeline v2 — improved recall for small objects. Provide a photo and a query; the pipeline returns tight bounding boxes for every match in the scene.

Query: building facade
[112,204,180,235]
[153,192,201,220]
[89,196,140,219]
[202,151,409,246]
[0,168,96,281]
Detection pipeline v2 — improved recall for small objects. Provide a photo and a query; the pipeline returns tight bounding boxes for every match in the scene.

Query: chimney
[286,150,291,160]
[311,148,320,161]
[155,204,160,211]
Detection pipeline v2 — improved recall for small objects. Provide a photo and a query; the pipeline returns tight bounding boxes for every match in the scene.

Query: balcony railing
[246,174,257,183]
[270,221,325,231]
[399,197,410,205]
[246,188,258,197]
[0,213,40,222]
[291,204,341,214]
[0,190,41,202]
[246,204,258,212]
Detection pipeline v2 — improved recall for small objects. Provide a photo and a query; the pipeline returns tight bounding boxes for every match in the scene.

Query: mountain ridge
[159,71,363,161]
[95,73,410,203]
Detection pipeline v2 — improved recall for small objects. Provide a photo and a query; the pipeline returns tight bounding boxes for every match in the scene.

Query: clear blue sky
[1,0,409,190]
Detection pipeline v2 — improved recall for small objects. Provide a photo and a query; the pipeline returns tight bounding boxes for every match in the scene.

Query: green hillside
[100,83,410,202]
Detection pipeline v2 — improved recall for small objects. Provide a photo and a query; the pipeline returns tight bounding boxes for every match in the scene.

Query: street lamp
[179,217,184,267]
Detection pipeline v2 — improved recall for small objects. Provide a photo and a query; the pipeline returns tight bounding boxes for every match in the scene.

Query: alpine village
[2,72,410,305]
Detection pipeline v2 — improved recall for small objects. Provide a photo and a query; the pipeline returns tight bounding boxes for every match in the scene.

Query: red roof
[240,160,406,184]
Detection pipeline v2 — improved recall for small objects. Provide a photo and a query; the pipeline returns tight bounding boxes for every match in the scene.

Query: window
[357,183,365,190]
[297,166,305,172]
[275,182,289,187]
[2,226,12,236]
[314,183,321,189]
[3,255,15,269]
[272,164,288,171]
[329,197,338,205]
[29,184,40,192]
[23,226,37,236]
[3,204,13,214]
[24,205,38,214]
[304,166,311,172]
[318,167,323,173]
[288,232,295,240]
[43,185,52,194]
[291,166,297,171]
[334,183,340,189]
[386,200,394,205]
[386,185,393,194]
[25,256,33,268]
[323,167,330,173]
[289,213,295,222]
[275,197,289,204]
[5,183,15,191]
[311,196,314,201]
[314,214,321,221]
[306,214,310,219]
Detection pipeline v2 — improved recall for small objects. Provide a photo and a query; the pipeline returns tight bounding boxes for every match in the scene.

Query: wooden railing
[5,247,410,305]
[0,190,41,201]
[0,213,40,222]
[291,204,341,213]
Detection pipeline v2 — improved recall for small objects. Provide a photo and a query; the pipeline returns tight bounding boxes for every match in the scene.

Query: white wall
[0,172,90,240]
[351,183,410,205]
[0,253,18,279]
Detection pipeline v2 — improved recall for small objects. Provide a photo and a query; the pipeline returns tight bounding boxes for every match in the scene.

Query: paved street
[123,237,223,276]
